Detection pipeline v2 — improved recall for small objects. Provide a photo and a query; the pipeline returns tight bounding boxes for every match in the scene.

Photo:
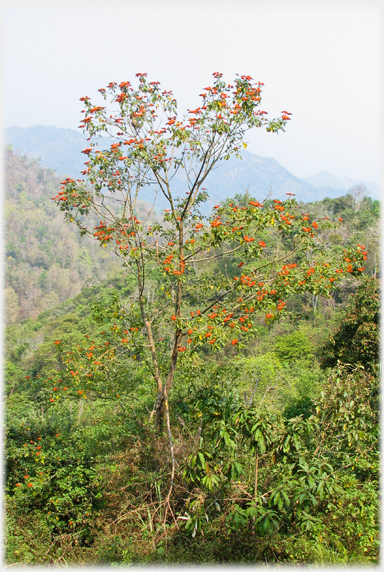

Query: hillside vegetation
[4,147,154,321]
[4,149,380,565]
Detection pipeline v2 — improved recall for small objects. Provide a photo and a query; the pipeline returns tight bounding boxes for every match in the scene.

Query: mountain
[124,151,326,212]
[3,147,153,323]
[5,125,378,208]
[186,151,324,205]
[303,171,381,201]
[5,125,88,177]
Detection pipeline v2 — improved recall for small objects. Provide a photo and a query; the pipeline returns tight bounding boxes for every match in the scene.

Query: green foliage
[6,406,103,530]
[178,362,379,562]
[273,330,314,363]
[5,235,380,565]
[321,277,379,371]
[4,75,380,565]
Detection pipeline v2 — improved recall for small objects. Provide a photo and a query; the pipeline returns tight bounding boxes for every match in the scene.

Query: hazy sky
[2,0,383,183]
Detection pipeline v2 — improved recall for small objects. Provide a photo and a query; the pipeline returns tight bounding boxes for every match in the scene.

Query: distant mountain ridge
[5,125,88,178]
[5,125,380,206]
[303,171,380,200]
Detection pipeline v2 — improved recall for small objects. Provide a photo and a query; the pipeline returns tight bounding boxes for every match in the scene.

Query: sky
[2,0,383,183]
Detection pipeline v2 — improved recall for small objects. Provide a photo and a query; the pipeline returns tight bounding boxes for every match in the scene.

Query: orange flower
[231,339,238,345]
[339,218,343,222]
[171,315,177,320]
[258,241,266,247]
[54,340,61,345]
[28,483,33,487]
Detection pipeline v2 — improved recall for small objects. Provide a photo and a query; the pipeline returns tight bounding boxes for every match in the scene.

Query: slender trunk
[136,257,164,434]
[155,220,185,434]
[248,378,260,408]
[164,397,175,490]
[155,391,165,435]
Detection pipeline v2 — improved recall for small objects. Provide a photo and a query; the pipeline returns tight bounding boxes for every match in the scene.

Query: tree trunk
[155,390,165,435]
[155,219,184,435]
[155,327,182,435]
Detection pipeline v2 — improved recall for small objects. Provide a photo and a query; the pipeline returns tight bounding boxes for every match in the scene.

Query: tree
[52,72,367,444]
[321,276,379,372]
[350,184,366,212]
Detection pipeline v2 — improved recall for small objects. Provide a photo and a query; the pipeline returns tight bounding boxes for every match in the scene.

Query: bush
[273,330,314,363]
[321,277,379,371]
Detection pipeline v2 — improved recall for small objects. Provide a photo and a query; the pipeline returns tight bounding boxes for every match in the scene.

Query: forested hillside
[4,147,154,321]
[4,145,380,565]
[4,145,380,324]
